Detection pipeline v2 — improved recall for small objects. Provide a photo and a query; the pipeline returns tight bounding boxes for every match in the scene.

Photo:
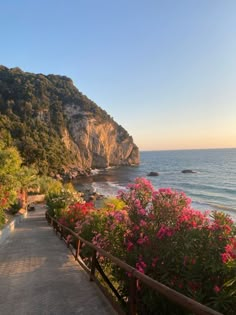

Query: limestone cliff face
[0,66,139,174]
[63,105,139,169]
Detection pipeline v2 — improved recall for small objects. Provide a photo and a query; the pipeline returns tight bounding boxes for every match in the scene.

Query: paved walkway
[0,205,116,315]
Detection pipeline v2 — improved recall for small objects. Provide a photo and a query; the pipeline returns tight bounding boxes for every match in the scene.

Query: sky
[0,0,236,151]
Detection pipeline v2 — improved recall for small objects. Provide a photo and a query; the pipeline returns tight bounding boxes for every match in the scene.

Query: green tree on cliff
[0,141,22,224]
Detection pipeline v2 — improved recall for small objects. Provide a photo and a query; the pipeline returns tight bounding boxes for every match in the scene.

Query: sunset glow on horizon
[1,0,235,151]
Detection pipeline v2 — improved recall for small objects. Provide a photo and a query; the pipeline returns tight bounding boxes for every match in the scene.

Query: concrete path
[0,204,116,315]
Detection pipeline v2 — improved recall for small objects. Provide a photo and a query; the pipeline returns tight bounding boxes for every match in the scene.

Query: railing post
[90,249,97,281]
[128,275,137,315]
[75,239,81,260]
[53,221,56,233]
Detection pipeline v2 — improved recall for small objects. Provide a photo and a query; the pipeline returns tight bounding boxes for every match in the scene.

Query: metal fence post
[75,239,81,260]
[128,276,137,315]
[90,249,97,281]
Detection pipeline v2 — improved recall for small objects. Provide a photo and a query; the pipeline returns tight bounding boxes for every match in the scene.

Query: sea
[74,148,236,221]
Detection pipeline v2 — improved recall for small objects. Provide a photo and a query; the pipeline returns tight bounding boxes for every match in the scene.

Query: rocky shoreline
[54,167,92,181]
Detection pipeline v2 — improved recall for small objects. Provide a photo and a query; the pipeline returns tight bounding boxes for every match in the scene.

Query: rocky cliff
[0,66,139,176]
[63,106,139,169]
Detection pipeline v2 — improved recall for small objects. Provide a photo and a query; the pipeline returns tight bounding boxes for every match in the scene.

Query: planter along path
[0,204,116,315]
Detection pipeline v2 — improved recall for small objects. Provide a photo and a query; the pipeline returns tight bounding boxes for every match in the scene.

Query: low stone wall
[0,212,28,245]
[0,195,45,245]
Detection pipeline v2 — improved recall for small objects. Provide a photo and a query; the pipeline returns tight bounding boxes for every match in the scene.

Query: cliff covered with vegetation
[0,66,139,176]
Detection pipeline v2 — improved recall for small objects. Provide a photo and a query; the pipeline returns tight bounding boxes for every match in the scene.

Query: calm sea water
[75,149,236,221]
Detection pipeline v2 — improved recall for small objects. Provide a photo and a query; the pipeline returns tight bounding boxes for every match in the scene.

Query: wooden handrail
[45,211,223,315]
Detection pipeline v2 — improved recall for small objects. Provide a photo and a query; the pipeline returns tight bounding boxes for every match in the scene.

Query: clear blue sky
[1,0,235,150]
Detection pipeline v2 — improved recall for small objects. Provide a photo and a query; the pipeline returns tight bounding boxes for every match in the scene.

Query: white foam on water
[91,168,103,175]
[91,181,125,197]
[192,201,236,222]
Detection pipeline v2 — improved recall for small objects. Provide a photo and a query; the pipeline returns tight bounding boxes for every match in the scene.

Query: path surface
[0,204,116,315]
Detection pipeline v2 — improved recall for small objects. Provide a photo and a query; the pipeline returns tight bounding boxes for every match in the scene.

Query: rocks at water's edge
[145,170,197,176]
[80,187,104,203]
[181,169,197,174]
[147,172,159,176]
[56,168,92,180]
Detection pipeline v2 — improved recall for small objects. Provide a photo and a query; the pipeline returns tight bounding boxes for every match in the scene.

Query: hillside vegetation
[0,66,139,176]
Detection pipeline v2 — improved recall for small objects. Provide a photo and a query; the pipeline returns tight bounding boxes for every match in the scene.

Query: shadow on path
[0,204,116,315]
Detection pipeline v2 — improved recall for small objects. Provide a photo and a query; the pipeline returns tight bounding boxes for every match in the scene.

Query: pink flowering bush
[58,202,94,231]
[76,200,130,262]
[53,178,236,314]
[119,179,236,314]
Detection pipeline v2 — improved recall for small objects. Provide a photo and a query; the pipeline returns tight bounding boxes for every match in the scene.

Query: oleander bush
[50,178,236,314]
[46,184,84,218]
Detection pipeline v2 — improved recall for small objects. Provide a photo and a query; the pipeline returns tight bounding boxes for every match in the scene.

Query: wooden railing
[45,211,223,315]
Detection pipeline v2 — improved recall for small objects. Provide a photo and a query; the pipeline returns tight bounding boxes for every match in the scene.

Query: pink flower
[66,235,72,242]
[158,188,173,194]
[224,225,231,233]
[138,208,146,216]
[134,199,141,208]
[156,225,174,239]
[152,257,159,267]
[136,260,147,274]
[133,225,140,231]
[137,235,149,245]
[214,285,220,293]
[136,264,145,273]
[221,253,228,264]
[148,213,155,220]
[127,241,134,251]
[232,238,236,256]
[221,239,236,263]
[140,219,147,227]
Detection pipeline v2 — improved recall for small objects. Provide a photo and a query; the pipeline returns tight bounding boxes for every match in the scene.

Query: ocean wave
[106,166,119,170]
[192,200,236,221]
[91,168,102,175]
[107,181,126,191]
[192,200,234,211]
[90,166,119,175]
[179,182,236,195]
[90,181,122,197]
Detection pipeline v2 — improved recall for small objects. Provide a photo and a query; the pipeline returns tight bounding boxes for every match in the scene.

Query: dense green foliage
[0,140,22,215]
[0,65,120,175]
[0,137,40,225]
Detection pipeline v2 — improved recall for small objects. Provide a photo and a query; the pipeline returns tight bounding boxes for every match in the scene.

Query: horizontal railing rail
[45,211,223,315]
